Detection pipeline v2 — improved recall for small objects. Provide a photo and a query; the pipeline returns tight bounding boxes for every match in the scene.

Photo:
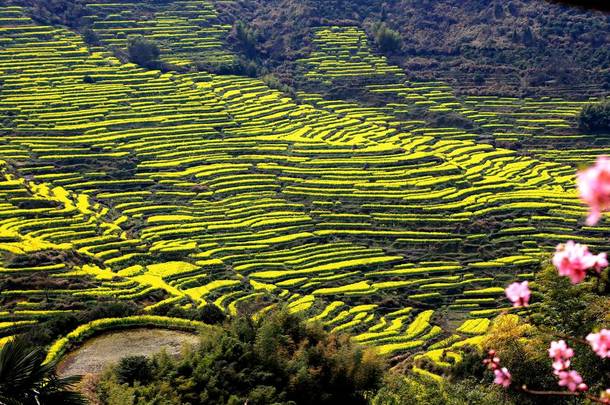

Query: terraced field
[0,4,608,367]
[82,0,234,67]
[297,26,404,87]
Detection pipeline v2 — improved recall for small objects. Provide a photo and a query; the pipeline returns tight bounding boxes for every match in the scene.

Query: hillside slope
[218,0,610,97]
[0,0,609,371]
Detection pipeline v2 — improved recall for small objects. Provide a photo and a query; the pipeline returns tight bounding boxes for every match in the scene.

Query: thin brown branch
[520,385,580,396]
[520,385,606,404]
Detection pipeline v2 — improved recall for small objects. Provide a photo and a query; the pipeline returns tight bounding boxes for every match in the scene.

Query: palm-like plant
[0,338,86,405]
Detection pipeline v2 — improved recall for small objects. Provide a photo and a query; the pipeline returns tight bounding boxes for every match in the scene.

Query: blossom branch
[520,385,607,404]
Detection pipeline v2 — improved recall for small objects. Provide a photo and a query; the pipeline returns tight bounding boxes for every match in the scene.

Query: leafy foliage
[127,36,160,68]
[20,301,139,349]
[579,101,610,133]
[233,20,258,58]
[115,356,153,386]
[371,373,512,405]
[0,338,86,405]
[482,315,556,393]
[159,303,227,325]
[477,263,610,402]
[81,28,98,46]
[371,22,401,53]
[531,265,607,336]
[196,303,227,324]
[96,310,385,404]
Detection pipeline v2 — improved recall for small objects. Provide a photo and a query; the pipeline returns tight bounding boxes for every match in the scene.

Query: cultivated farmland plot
[0,3,608,374]
[83,0,234,67]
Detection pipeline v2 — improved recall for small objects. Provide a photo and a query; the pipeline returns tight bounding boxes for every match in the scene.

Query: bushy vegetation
[371,22,401,54]
[233,20,258,59]
[218,0,610,96]
[19,301,138,349]
[0,337,86,405]
[371,374,512,405]
[95,311,385,405]
[579,101,610,133]
[114,356,154,386]
[475,261,610,403]
[160,303,226,325]
[127,36,160,69]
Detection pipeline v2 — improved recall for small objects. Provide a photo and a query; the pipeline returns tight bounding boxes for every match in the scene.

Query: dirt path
[57,328,200,377]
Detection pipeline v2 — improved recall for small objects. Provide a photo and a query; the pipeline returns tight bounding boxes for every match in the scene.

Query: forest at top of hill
[218,0,610,97]
[3,0,610,98]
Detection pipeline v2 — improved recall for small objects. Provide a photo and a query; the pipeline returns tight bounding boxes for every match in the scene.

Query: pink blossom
[505,281,531,307]
[552,241,598,284]
[548,340,574,373]
[586,329,610,358]
[558,370,584,392]
[483,356,500,370]
[483,350,500,370]
[577,156,610,225]
[594,253,609,273]
[549,340,574,360]
[552,360,569,374]
[493,367,511,388]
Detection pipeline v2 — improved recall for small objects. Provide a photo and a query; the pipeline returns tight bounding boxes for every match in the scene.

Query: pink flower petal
[552,241,606,284]
[505,281,530,307]
[587,329,610,358]
[578,156,610,225]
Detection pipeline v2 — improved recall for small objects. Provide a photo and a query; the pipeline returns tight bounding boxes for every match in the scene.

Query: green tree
[579,100,610,133]
[522,26,534,46]
[372,22,402,53]
[196,303,226,324]
[234,21,258,59]
[115,356,153,386]
[127,36,160,68]
[0,338,86,405]
[82,29,99,46]
[96,310,385,404]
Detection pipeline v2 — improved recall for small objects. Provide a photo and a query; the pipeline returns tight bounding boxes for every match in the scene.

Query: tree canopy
[96,311,385,405]
[579,101,610,133]
[127,36,160,68]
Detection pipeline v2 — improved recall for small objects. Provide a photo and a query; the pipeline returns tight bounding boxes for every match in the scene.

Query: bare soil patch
[57,328,200,377]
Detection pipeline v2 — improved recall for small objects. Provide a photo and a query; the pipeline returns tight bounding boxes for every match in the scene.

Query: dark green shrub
[196,303,226,324]
[96,310,385,404]
[372,23,402,53]
[82,29,99,45]
[234,21,258,58]
[22,313,81,347]
[84,301,138,321]
[116,355,154,386]
[127,36,160,68]
[579,101,610,133]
